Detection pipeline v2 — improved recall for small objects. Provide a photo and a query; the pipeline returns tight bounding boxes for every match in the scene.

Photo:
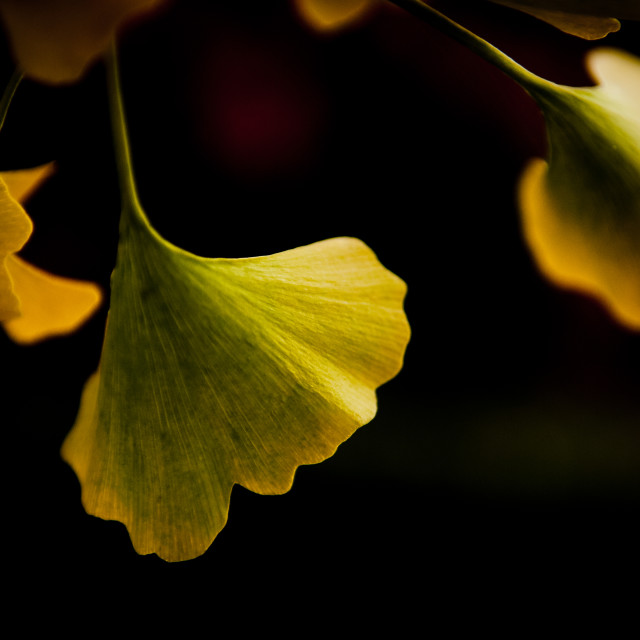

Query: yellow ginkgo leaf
[0,0,165,83]
[518,48,640,329]
[61,37,408,563]
[490,0,640,20]
[3,254,101,344]
[1,163,55,202]
[0,173,32,321]
[492,1,620,39]
[0,165,102,342]
[292,0,375,31]
[61,229,410,561]
[390,1,640,330]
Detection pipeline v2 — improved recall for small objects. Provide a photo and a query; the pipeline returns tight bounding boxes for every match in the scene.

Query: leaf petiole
[384,0,557,95]
[105,39,188,256]
[105,40,157,231]
[0,70,23,135]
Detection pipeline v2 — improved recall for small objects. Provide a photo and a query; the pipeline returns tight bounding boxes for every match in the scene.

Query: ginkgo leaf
[393,1,640,329]
[3,254,101,343]
[1,163,55,203]
[0,165,102,342]
[0,173,32,321]
[518,48,640,329]
[61,215,410,560]
[62,41,408,562]
[0,0,165,83]
[492,1,620,39]
[292,0,375,31]
[489,0,640,20]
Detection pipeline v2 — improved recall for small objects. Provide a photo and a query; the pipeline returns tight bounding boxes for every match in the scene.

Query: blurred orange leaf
[0,165,101,343]
[0,170,33,322]
[490,0,640,20]
[0,0,166,83]
[292,0,375,31]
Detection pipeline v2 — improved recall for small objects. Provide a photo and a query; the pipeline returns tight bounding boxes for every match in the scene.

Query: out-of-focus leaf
[518,48,640,329]
[0,0,165,83]
[388,0,640,330]
[490,0,640,20]
[493,1,620,39]
[292,0,375,31]
[61,196,410,560]
[3,254,101,343]
[1,164,54,203]
[0,172,33,321]
[0,165,101,342]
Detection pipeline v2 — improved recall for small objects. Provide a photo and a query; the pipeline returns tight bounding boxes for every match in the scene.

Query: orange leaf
[3,254,101,343]
[0,0,166,83]
[292,0,375,31]
[0,164,102,342]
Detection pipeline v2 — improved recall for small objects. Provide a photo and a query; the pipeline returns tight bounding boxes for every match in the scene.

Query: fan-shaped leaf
[61,199,410,561]
[389,1,640,329]
[518,48,640,329]
[0,165,101,342]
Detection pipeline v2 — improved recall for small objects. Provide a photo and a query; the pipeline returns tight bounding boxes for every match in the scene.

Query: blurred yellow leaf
[490,0,640,20]
[1,163,54,203]
[293,0,375,31]
[493,1,620,39]
[0,172,33,321]
[518,48,640,329]
[0,165,101,342]
[3,254,101,344]
[389,1,640,330]
[0,0,165,83]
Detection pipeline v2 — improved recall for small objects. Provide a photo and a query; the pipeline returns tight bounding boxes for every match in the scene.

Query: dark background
[3,0,640,623]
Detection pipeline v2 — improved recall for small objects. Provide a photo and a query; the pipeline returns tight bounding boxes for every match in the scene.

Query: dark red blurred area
[192,28,327,178]
[2,0,640,620]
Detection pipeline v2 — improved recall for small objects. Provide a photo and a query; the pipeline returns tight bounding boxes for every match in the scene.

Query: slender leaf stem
[0,70,23,134]
[105,40,148,223]
[105,40,193,255]
[384,0,554,94]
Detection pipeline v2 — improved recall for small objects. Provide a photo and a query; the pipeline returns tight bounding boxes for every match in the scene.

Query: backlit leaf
[3,254,102,344]
[61,199,410,561]
[490,0,640,20]
[0,172,33,321]
[518,48,640,329]
[492,1,620,39]
[0,165,102,342]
